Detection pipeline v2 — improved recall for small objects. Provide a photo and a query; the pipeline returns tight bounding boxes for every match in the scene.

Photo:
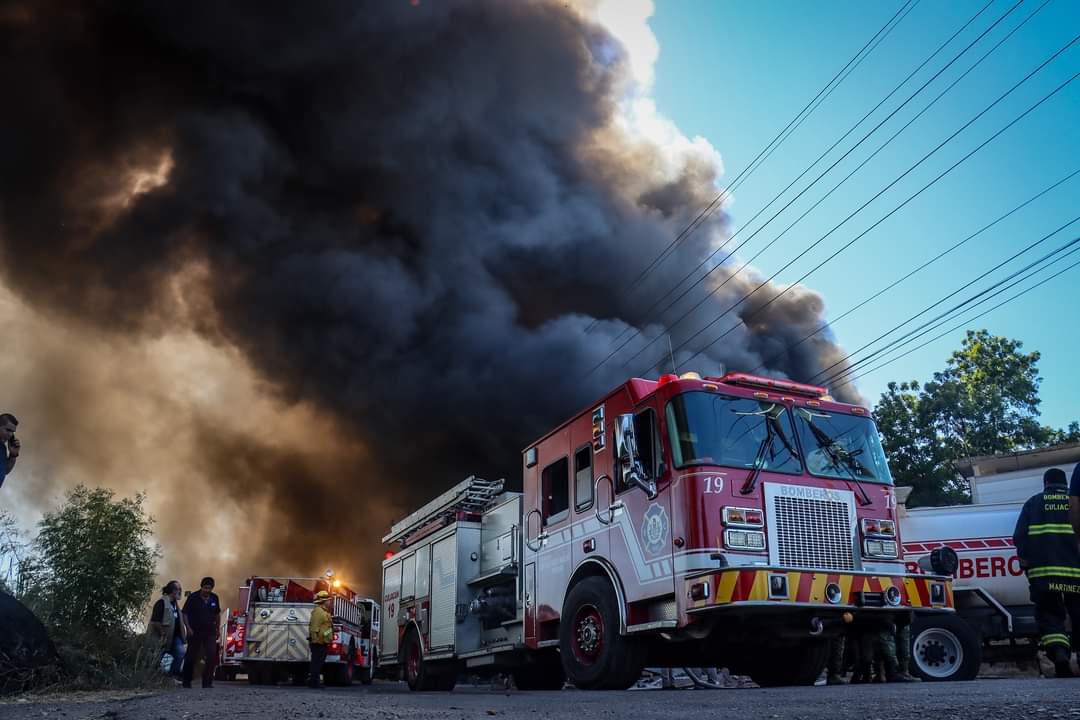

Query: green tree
[27,486,160,636]
[874,330,1076,507]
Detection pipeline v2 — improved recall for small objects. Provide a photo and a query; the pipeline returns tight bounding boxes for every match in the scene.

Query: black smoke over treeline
[0,0,853,589]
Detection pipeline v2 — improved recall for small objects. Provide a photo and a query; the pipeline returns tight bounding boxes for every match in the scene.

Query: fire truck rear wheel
[403,630,445,691]
[559,577,643,690]
[910,614,981,682]
[747,639,829,687]
[360,649,376,685]
[325,645,356,687]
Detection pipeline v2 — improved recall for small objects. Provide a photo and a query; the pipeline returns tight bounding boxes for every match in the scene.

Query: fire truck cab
[381,372,954,690]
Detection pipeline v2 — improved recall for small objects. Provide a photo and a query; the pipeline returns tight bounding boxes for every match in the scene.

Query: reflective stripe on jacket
[1013,485,1080,588]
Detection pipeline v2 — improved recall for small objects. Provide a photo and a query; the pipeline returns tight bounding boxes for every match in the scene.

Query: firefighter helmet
[313,590,332,604]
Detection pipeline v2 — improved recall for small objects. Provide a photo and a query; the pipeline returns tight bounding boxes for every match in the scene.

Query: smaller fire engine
[233,574,380,686]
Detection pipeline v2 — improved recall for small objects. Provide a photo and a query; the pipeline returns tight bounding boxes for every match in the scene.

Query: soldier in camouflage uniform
[853,619,919,683]
[826,635,848,684]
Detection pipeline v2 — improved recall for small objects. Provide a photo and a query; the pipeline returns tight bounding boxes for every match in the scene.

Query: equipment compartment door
[381,561,401,660]
[430,534,458,651]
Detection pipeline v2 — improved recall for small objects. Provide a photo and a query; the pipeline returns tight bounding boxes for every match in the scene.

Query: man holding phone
[0,413,19,490]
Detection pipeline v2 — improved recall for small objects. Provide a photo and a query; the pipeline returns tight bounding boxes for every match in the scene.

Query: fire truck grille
[772,495,854,571]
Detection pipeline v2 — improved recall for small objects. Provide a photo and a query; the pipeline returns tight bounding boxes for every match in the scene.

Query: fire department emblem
[641,503,669,555]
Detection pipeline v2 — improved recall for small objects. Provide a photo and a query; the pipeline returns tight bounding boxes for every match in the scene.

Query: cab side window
[542,456,570,526]
[616,408,661,494]
[574,445,594,511]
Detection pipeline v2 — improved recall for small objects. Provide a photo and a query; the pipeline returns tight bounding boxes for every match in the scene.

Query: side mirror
[614,413,657,499]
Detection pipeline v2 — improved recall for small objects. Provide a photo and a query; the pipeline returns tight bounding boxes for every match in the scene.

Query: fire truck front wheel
[559,577,644,690]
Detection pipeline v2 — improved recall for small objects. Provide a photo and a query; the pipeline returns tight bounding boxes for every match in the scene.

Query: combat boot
[826,673,848,685]
[886,670,921,682]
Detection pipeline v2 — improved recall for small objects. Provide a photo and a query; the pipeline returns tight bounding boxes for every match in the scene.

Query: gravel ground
[4,677,1080,720]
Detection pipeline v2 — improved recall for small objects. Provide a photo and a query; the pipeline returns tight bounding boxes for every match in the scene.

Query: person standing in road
[0,413,20,491]
[182,577,221,688]
[149,580,188,677]
[308,590,334,689]
[1014,468,1080,678]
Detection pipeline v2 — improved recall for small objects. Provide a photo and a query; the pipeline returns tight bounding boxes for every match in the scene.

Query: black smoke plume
[0,0,855,591]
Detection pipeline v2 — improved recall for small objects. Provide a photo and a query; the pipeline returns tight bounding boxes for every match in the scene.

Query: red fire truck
[234,574,380,686]
[379,371,955,690]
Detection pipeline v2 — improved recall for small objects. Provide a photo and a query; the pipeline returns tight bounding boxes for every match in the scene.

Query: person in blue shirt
[0,413,20,490]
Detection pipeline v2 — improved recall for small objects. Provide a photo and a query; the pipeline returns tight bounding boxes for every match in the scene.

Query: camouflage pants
[895,624,911,671]
[856,625,898,680]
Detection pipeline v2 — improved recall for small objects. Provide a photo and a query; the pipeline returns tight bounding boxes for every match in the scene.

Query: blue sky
[647,0,1079,429]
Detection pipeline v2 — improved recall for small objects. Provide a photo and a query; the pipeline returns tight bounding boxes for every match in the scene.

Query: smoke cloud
[0,0,855,594]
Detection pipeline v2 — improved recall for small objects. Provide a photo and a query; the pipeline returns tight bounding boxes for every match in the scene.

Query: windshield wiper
[740,421,774,495]
[768,414,799,460]
[803,414,873,506]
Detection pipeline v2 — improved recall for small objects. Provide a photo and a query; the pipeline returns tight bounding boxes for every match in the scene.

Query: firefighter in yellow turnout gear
[1014,468,1080,678]
[308,590,334,688]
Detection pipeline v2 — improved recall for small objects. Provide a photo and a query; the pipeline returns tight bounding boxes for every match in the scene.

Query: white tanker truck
[899,445,1080,681]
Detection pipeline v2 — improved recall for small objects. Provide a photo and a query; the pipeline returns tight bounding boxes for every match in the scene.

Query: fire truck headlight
[930,582,946,606]
[885,586,902,607]
[724,528,765,551]
[863,539,898,559]
[825,583,843,605]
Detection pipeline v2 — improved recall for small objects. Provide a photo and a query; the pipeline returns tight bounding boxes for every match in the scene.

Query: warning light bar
[716,373,828,398]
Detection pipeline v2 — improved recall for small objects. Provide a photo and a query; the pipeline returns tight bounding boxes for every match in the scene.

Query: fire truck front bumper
[684,566,953,614]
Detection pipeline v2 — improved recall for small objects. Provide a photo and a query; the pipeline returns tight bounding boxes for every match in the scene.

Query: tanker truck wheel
[747,639,829,687]
[559,577,643,690]
[910,614,981,681]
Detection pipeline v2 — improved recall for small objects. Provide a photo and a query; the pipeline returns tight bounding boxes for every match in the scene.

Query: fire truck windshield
[665,392,801,474]
[793,407,893,485]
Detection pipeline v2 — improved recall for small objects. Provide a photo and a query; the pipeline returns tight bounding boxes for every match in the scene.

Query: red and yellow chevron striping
[686,568,953,612]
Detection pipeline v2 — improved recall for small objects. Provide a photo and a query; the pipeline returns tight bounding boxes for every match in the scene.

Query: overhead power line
[814,217,1080,388]
[650,42,1080,376]
[833,242,1080,391]
[589,0,1020,369]
[583,0,917,333]
[749,165,1080,374]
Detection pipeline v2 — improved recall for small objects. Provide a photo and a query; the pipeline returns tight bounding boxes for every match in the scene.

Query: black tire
[403,631,439,691]
[559,577,643,690]
[360,649,376,685]
[910,614,981,682]
[325,653,355,687]
[513,650,566,691]
[748,640,829,687]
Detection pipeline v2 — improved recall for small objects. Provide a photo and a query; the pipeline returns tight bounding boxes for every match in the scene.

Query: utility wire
[814,217,1080,386]
[834,244,1080,390]
[590,0,1019,367]
[583,0,916,333]
[658,47,1080,376]
[606,0,998,349]
[749,164,1080,374]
